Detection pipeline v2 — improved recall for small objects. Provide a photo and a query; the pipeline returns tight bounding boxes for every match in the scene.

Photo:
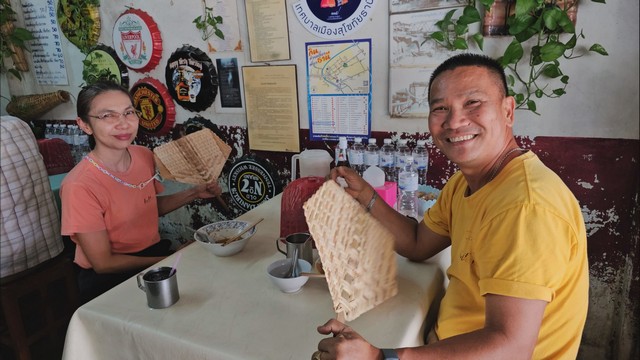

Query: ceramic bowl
[267,259,311,293]
[194,220,256,257]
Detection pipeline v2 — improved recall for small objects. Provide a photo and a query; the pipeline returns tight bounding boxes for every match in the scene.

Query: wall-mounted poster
[165,45,218,112]
[83,44,129,88]
[130,78,176,136]
[216,58,242,109]
[245,0,291,62]
[306,39,371,141]
[389,0,465,14]
[389,8,463,118]
[112,9,163,73]
[293,0,379,39]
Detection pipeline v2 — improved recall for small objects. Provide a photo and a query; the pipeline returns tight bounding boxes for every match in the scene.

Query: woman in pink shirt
[61,81,222,303]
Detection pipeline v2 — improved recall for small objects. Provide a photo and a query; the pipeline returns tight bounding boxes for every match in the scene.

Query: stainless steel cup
[136,266,180,309]
[276,232,313,265]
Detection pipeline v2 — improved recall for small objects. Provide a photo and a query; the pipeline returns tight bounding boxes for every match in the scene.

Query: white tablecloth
[63,194,445,360]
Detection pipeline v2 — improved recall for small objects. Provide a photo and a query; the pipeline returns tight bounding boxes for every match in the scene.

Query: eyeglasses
[87,109,140,124]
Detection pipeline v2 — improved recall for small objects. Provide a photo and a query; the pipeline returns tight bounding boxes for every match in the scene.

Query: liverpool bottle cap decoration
[130,78,176,136]
[113,9,163,73]
[165,45,218,112]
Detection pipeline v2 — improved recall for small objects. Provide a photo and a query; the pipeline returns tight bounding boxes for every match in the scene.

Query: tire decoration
[130,78,176,136]
[113,9,162,73]
[165,45,218,112]
[83,44,129,88]
[57,0,101,53]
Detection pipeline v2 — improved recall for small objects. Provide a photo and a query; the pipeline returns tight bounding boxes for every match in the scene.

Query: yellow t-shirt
[424,151,588,359]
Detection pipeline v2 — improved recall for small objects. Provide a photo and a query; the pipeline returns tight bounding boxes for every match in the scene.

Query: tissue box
[375,182,397,208]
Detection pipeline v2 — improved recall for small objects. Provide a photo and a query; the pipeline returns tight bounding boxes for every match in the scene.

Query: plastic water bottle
[348,137,365,175]
[62,124,73,145]
[364,138,379,170]
[397,155,418,219]
[335,136,349,167]
[379,138,396,182]
[45,123,53,139]
[412,140,429,185]
[52,124,60,140]
[395,139,411,181]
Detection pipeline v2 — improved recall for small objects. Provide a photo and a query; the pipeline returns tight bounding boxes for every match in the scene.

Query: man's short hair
[428,53,509,100]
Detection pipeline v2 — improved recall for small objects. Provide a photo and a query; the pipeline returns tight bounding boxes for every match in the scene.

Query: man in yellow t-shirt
[313,53,588,360]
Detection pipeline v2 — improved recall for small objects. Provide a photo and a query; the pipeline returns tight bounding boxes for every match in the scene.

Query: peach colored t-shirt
[61,145,164,269]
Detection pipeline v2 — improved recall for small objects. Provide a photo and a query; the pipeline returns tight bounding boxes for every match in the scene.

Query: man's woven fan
[303,180,398,321]
[153,129,231,184]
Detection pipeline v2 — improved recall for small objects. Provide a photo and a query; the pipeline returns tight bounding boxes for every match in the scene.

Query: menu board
[21,0,68,85]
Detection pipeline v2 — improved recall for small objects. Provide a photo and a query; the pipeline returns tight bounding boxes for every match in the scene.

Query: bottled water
[62,124,72,145]
[45,123,53,139]
[412,140,429,185]
[71,125,82,163]
[395,139,411,181]
[348,137,365,175]
[335,136,349,167]
[52,124,60,140]
[379,138,396,182]
[364,138,379,170]
[397,155,418,219]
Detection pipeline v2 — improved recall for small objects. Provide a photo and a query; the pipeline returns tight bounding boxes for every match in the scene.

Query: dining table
[62,193,447,360]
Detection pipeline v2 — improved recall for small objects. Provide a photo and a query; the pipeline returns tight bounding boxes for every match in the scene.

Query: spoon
[287,247,299,278]
[217,218,265,246]
[188,226,212,243]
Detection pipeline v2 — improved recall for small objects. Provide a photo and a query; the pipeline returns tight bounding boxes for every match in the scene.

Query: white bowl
[267,259,311,293]
[195,220,257,257]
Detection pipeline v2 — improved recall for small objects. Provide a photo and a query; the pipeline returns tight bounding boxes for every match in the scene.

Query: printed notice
[245,0,290,62]
[306,39,371,141]
[242,65,300,152]
[21,0,68,85]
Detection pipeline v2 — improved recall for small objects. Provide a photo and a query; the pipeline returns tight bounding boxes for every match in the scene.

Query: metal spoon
[288,247,299,278]
[188,226,212,243]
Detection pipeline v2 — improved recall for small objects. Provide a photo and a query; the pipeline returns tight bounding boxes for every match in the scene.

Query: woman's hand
[193,180,222,200]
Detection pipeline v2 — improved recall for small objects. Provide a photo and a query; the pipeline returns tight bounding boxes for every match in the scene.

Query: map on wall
[389,8,463,118]
[306,39,371,141]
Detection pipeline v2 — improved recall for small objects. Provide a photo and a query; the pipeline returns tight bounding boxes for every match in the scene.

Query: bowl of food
[194,220,257,257]
[267,259,312,293]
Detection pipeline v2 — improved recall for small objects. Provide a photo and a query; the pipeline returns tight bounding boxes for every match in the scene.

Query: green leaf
[507,74,515,87]
[589,44,609,56]
[560,75,569,84]
[542,64,562,78]
[215,29,225,40]
[430,31,445,42]
[457,6,481,26]
[8,68,22,80]
[553,88,566,96]
[527,100,537,112]
[515,93,525,104]
[591,0,606,3]
[515,0,537,17]
[542,7,562,31]
[556,10,575,33]
[501,39,524,66]
[453,37,469,50]
[471,32,484,51]
[535,89,543,98]
[565,34,577,49]
[443,9,457,23]
[480,0,495,8]
[12,28,34,41]
[508,14,536,35]
[540,41,565,62]
[454,23,468,36]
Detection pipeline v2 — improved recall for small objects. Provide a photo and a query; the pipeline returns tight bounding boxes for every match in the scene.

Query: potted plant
[426,0,608,114]
[0,0,34,80]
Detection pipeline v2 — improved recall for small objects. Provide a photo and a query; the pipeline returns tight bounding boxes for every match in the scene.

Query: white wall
[2,0,638,140]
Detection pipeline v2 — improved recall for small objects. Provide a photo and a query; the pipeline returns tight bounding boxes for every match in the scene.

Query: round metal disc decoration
[57,0,101,53]
[130,78,176,136]
[113,9,163,73]
[83,44,129,88]
[165,45,218,112]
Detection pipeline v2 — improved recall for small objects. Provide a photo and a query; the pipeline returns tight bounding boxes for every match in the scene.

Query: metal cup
[136,266,180,309]
[276,232,313,265]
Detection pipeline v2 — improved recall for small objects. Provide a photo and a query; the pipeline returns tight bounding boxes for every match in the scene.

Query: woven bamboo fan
[153,129,231,184]
[303,180,398,321]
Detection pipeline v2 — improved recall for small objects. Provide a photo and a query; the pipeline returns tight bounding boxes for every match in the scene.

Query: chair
[0,255,79,360]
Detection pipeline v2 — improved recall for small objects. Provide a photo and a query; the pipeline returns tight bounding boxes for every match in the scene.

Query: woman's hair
[77,81,133,123]
[428,53,508,100]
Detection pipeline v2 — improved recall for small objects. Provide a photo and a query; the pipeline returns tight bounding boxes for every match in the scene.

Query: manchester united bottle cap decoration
[113,9,163,73]
[165,45,218,112]
[130,78,176,135]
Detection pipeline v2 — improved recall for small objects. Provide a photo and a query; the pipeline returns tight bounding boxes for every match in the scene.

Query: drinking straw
[169,252,182,276]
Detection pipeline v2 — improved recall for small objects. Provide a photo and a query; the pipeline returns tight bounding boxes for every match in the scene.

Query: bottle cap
[383,138,392,144]
[354,137,362,143]
[417,140,426,146]
[368,138,376,144]
[339,137,348,149]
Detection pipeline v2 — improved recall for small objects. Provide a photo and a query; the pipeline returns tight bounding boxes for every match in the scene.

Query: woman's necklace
[84,155,159,190]
[488,148,525,182]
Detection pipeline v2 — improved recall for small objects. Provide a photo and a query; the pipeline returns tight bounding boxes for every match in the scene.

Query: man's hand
[314,319,382,360]
[330,166,376,206]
